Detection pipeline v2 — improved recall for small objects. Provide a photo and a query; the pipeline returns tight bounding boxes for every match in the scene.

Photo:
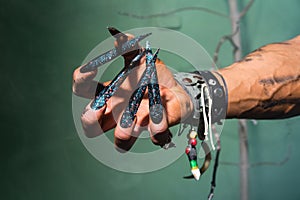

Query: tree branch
[118,6,229,19]
[239,0,255,18]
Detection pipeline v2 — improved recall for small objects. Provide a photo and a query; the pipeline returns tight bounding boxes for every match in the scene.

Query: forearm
[218,35,300,119]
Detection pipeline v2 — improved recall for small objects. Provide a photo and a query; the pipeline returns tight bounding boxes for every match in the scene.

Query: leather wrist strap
[174,71,228,124]
[195,71,227,124]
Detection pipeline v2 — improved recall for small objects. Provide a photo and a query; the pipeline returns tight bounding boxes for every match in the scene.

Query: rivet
[214,88,223,97]
[208,79,216,85]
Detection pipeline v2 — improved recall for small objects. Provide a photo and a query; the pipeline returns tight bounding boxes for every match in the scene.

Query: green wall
[1,0,300,199]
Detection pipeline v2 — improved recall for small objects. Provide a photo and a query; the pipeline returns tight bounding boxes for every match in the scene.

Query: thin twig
[118,6,229,19]
[219,161,239,166]
[220,144,291,167]
[213,27,239,66]
[213,0,255,67]
[251,145,291,167]
[228,0,249,200]
[238,119,249,200]
[212,1,254,200]
[239,0,255,18]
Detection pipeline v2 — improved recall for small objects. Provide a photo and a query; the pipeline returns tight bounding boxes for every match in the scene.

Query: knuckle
[72,84,85,97]
[80,111,103,138]
[115,130,132,141]
[73,68,80,82]
[151,126,167,135]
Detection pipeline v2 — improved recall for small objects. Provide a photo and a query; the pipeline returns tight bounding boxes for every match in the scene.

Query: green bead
[190,160,198,168]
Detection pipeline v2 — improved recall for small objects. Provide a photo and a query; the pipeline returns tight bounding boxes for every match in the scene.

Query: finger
[73,66,98,84]
[80,102,106,138]
[113,98,150,152]
[73,66,100,98]
[114,117,138,153]
[149,109,172,147]
[145,45,171,146]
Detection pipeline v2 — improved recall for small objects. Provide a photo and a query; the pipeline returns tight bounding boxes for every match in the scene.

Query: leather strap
[174,71,227,124]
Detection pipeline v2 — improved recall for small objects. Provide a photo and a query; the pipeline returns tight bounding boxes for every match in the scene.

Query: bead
[185,146,191,154]
[190,160,198,168]
[189,130,198,139]
[190,138,197,146]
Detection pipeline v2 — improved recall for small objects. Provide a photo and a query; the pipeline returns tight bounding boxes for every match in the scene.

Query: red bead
[185,147,191,154]
[190,138,197,146]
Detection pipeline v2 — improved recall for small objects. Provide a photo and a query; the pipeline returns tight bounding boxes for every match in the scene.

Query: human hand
[73,34,193,152]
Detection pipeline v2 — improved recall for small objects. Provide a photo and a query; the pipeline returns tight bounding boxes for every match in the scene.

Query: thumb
[81,102,107,138]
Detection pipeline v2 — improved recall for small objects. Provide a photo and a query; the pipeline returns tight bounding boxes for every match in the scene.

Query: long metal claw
[91,50,145,110]
[146,44,163,124]
[146,46,174,149]
[107,27,128,39]
[80,31,151,73]
[119,70,150,128]
[120,42,159,128]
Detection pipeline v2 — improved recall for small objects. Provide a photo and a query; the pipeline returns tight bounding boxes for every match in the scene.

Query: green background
[1,0,300,199]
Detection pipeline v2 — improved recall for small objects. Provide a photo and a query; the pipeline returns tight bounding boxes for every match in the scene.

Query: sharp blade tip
[107,27,126,38]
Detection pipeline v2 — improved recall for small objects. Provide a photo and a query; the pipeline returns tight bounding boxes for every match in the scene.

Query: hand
[72,34,193,152]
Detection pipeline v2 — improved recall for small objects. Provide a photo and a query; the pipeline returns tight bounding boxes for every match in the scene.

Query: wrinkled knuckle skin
[80,111,102,138]
[115,130,132,141]
[72,84,85,97]
[81,126,102,138]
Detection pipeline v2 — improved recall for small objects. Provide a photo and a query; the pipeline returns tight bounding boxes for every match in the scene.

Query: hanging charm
[185,129,201,180]
[184,128,211,181]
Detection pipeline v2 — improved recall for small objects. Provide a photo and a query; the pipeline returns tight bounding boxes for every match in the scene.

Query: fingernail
[149,104,163,124]
[148,83,163,124]
[120,109,135,128]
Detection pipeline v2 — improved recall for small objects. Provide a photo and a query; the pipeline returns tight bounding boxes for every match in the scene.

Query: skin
[73,34,300,151]
[219,35,300,119]
[73,34,193,151]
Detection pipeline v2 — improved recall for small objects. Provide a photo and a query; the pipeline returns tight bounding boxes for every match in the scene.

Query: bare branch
[228,0,249,199]
[213,27,239,66]
[251,145,291,167]
[239,0,255,18]
[118,6,229,19]
[219,161,239,166]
